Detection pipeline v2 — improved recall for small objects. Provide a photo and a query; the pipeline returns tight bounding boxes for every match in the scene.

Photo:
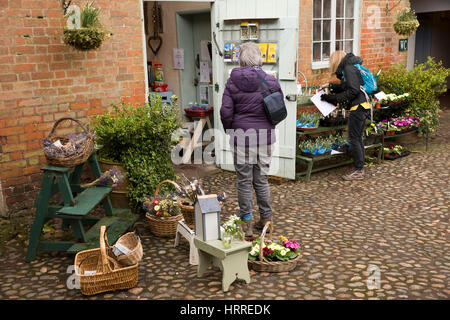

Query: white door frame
[140,0,216,102]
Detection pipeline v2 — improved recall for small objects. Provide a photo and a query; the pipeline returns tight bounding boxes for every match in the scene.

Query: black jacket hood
[336,53,363,79]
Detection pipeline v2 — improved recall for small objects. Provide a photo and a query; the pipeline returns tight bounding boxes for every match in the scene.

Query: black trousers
[348,105,370,170]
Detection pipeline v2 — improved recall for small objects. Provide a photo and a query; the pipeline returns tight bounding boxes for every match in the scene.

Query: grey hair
[238,42,263,67]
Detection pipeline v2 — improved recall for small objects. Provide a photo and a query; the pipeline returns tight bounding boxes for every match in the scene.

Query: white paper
[84,270,97,275]
[199,61,210,83]
[173,48,184,70]
[200,40,211,61]
[112,243,131,256]
[374,91,387,100]
[310,90,337,117]
[53,140,63,148]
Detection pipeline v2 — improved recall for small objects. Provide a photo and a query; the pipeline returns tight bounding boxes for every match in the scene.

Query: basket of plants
[299,136,333,158]
[74,226,139,296]
[296,112,320,131]
[382,145,411,160]
[43,117,95,167]
[63,2,110,51]
[143,180,183,237]
[248,221,301,273]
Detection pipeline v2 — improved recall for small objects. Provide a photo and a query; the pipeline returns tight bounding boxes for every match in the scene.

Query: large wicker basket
[248,222,302,273]
[74,226,138,296]
[44,117,95,167]
[146,180,183,237]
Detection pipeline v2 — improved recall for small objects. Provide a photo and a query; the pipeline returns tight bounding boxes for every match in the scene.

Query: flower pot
[375,103,381,109]
[98,158,130,208]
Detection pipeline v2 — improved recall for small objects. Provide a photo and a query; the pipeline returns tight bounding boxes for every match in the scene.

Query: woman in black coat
[320,51,371,181]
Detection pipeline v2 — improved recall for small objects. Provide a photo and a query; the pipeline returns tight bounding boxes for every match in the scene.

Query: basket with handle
[44,117,95,167]
[248,221,302,273]
[145,180,183,237]
[74,226,138,296]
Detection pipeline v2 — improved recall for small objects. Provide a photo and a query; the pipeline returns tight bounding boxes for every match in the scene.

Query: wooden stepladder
[25,153,137,262]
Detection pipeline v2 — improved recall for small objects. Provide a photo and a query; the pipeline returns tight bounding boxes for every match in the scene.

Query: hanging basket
[63,27,108,51]
[44,117,95,167]
[248,222,302,273]
[145,180,183,237]
[393,9,420,36]
[74,226,139,296]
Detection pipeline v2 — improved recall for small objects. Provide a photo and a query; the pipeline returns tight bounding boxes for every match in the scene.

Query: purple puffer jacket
[220,66,283,146]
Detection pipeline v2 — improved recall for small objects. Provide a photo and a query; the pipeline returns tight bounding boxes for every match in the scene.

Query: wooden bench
[25,154,138,261]
[194,237,251,292]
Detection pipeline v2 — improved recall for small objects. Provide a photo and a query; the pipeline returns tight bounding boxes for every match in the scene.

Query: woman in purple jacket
[220,42,284,238]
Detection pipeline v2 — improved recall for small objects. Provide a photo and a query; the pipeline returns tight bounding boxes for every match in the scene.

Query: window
[312,0,360,69]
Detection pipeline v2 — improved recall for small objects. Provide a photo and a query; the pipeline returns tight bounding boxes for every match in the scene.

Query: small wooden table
[193,237,252,292]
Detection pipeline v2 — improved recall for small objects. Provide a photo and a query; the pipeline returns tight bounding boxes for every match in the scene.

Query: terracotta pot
[375,103,381,109]
[98,158,130,208]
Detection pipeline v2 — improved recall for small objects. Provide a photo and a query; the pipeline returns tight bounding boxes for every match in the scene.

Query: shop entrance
[141,0,299,179]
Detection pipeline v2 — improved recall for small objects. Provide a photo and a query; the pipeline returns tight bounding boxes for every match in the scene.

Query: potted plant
[221,215,246,248]
[393,8,420,37]
[296,112,320,130]
[63,1,110,51]
[90,94,182,210]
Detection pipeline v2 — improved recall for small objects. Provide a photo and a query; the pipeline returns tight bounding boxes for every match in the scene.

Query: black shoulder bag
[256,71,287,125]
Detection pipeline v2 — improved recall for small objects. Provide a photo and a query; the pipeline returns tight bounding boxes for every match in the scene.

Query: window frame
[311,0,361,70]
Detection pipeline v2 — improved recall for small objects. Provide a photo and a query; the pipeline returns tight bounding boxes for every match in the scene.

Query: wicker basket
[248,222,302,273]
[177,198,195,227]
[44,117,95,167]
[114,232,143,267]
[146,180,183,237]
[74,226,138,296]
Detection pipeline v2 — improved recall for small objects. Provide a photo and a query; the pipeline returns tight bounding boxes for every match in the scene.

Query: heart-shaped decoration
[148,35,163,55]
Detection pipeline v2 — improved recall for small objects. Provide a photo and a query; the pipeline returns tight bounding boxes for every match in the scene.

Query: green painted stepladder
[25,153,138,262]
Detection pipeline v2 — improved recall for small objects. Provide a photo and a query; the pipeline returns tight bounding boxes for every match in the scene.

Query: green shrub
[90,94,182,209]
[378,57,450,133]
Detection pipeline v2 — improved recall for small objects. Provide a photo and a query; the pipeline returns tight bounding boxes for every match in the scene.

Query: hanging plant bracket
[61,0,72,15]
[385,0,402,15]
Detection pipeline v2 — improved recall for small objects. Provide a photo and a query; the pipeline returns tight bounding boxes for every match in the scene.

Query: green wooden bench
[25,153,138,261]
[194,237,252,292]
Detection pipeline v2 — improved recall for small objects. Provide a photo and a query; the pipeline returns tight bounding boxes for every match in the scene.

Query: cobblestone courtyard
[0,110,449,300]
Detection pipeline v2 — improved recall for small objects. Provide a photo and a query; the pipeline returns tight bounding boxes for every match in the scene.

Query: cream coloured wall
[144,1,211,95]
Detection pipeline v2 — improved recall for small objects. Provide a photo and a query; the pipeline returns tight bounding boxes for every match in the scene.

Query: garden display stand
[295,122,382,182]
[194,236,252,292]
[25,153,138,262]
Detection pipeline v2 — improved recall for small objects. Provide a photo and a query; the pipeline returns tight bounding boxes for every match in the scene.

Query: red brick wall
[0,0,146,212]
[298,0,410,88]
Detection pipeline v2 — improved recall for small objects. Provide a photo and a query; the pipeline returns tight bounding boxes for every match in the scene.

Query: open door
[211,0,299,179]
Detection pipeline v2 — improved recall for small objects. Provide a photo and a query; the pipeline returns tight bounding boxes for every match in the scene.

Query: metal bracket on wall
[385,0,402,15]
[61,0,72,15]
[213,32,223,57]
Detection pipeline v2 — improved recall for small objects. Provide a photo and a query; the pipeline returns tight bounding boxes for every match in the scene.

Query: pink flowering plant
[248,235,300,262]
